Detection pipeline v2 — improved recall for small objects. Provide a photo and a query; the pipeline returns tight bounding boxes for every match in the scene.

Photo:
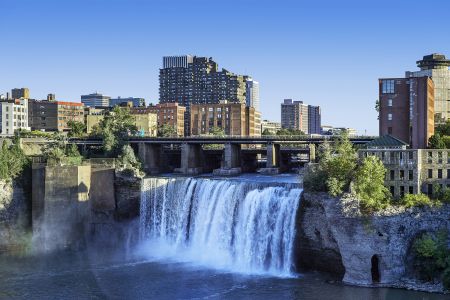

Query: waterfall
[139,177,302,276]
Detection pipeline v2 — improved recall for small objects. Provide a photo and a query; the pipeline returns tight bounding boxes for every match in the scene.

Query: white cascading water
[139,177,302,276]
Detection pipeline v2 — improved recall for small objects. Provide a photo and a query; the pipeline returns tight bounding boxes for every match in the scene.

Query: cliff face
[0,179,30,252]
[296,192,450,290]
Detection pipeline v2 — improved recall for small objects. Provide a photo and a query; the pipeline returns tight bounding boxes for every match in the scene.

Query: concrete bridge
[69,136,374,175]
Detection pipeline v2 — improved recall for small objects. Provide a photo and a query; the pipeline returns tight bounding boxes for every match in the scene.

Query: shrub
[413,230,449,281]
[353,155,390,213]
[117,144,142,175]
[0,140,30,180]
[303,164,328,192]
[399,193,435,208]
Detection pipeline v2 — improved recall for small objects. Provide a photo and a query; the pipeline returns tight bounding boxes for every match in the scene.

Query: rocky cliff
[296,192,450,292]
[0,179,30,253]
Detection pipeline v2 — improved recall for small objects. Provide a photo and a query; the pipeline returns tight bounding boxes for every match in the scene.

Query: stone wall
[297,192,450,291]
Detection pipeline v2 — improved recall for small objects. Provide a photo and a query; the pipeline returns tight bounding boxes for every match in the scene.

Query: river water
[0,174,447,299]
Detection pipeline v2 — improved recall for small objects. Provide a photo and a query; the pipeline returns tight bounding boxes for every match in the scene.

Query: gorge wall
[296,192,450,291]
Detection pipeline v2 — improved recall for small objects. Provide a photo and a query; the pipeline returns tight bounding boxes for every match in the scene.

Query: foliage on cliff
[67,120,86,138]
[116,144,143,177]
[412,230,450,289]
[303,132,357,197]
[91,106,138,156]
[0,140,30,180]
[45,143,83,166]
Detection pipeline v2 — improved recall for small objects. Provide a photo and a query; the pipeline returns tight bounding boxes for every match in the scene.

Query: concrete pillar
[224,143,241,169]
[179,143,203,175]
[266,143,280,168]
[309,144,316,163]
[138,143,162,175]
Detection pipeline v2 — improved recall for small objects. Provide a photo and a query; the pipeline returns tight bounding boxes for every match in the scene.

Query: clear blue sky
[1,0,450,135]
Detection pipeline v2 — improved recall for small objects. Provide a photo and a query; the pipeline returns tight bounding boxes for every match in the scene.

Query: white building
[0,99,30,135]
[261,119,281,134]
[81,92,110,107]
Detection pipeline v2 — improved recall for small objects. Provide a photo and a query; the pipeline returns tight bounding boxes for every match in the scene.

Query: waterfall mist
[138,177,302,277]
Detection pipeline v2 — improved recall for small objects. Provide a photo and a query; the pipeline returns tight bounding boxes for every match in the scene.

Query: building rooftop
[364,135,409,149]
[417,53,450,70]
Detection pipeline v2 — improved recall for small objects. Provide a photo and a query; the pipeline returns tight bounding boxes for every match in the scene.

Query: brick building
[190,102,260,137]
[28,99,84,132]
[378,77,434,149]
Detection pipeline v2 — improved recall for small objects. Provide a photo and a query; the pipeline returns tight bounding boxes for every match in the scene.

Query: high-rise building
[281,99,322,134]
[245,78,260,111]
[378,77,434,149]
[190,101,260,137]
[109,97,145,108]
[159,55,251,135]
[308,105,321,134]
[81,92,110,107]
[406,54,450,124]
[0,99,30,135]
[11,88,29,99]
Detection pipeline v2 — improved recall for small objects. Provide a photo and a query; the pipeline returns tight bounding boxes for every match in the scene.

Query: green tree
[353,155,390,212]
[0,140,30,180]
[429,133,446,149]
[323,132,357,196]
[67,120,86,137]
[157,124,177,137]
[209,126,225,136]
[96,107,138,156]
[261,129,272,136]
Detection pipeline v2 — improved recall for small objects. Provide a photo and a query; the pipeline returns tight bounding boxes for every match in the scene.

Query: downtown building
[377,54,447,149]
[145,103,186,137]
[0,98,30,135]
[109,96,146,108]
[159,55,258,135]
[190,101,261,137]
[281,99,321,134]
[81,92,110,107]
[28,97,84,132]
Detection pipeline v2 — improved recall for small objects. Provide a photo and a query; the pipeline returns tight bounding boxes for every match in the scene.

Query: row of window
[389,169,414,181]
[389,185,414,197]
[427,169,450,179]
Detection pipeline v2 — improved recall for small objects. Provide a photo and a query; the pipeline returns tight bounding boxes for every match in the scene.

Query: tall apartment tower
[11,88,29,99]
[281,99,320,134]
[406,54,450,124]
[159,55,249,135]
[308,105,321,134]
[379,77,434,149]
[245,78,260,111]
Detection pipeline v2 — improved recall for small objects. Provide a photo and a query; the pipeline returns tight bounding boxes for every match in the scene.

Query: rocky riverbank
[296,191,450,294]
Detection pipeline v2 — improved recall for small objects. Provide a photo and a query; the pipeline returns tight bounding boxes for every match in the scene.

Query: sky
[1,0,450,135]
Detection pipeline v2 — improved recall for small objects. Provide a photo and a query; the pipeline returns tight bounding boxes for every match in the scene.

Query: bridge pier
[259,143,280,175]
[213,143,241,176]
[138,143,163,175]
[175,143,204,175]
[309,144,316,163]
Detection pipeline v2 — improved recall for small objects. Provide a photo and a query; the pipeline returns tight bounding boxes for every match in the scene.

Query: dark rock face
[296,192,450,291]
[295,192,345,276]
[0,179,30,252]
[114,172,142,220]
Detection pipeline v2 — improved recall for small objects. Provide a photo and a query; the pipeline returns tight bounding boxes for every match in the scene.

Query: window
[388,127,393,134]
[438,169,443,179]
[428,169,433,178]
[382,79,395,94]
[409,152,413,160]
[208,107,213,112]
[438,152,443,163]
[390,186,395,196]
[388,113,393,121]
[390,170,395,180]
[400,170,404,180]
[409,186,414,194]
[409,170,413,181]
[388,99,393,107]
[448,169,450,179]
[400,186,405,198]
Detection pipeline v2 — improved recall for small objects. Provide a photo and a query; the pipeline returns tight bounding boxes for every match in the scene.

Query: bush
[0,140,30,180]
[303,164,328,192]
[399,193,435,208]
[117,144,142,176]
[413,230,449,282]
[353,155,390,213]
